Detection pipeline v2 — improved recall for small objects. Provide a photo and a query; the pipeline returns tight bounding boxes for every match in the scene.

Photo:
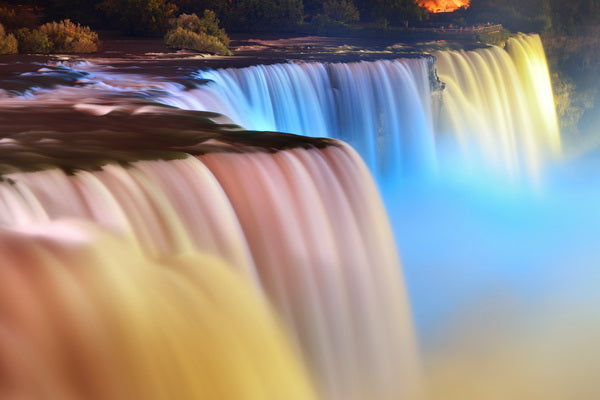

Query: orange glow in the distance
[417,0,470,13]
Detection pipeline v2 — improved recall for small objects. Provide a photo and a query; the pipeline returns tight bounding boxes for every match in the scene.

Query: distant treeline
[0,0,598,37]
[0,0,431,36]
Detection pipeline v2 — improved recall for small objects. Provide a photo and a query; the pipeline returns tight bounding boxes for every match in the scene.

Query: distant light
[417,0,470,13]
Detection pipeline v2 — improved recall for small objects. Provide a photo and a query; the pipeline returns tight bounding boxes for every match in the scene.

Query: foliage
[227,0,304,32]
[369,17,389,32]
[476,27,512,46]
[309,14,350,35]
[39,19,99,53]
[0,23,17,54]
[97,0,178,36]
[356,0,428,24]
[173,0,229,16]
[548,0,600,35]
[165,11,231,55]
[170,10,229,46]
[323,0,359,23]
[0,5,36,30]
[14,28,52,53]
[465,0,552,33]
[304,0,324,16]
[36,0,106,27]
[165,26,231,55]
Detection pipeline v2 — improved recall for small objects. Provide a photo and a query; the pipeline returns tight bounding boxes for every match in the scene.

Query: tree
[36,0,105,26]
[172,0,229,18]
[323,0,359,23]
[465,0,552,33]
[165,11,232,55]
[356,0,428,24]
[97,0,178,36]
[227,0,304,32]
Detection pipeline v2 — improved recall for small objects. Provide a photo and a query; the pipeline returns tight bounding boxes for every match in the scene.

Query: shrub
[323,0,359,23]
[165,11,231,55]
[309,14,350,35]
[165,26,232,55]
[0,24,17,55]
[39,19,99,53]
[14,28,52,54]
[170,10,229,47]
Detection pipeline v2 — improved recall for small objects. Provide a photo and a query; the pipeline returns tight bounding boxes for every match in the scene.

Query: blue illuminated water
[156,34,599,345]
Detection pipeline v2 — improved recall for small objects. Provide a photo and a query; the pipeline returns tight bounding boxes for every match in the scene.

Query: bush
[14,28,52,54]
[170,10,229,47]
[39,19,99,53]
[323,0,360,23]
[309,14,350,35]
[165,27,231,55]
[165,11,231,55]
[0,24,17,55]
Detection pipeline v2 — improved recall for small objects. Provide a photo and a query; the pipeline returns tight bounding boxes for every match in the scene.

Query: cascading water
[1,31,599,400]
[0,106,421,400]
[434,34,560,179]
[161,58,437,178]
[161,34,558,180]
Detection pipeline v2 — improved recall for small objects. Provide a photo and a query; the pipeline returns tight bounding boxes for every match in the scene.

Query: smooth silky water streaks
[0,33,587,399]
[433,33,560,180]
[161,58,437,178]
[0,220,317,400]
[150,33,598,399]
[201,144,421,400]
[0,105,421,400]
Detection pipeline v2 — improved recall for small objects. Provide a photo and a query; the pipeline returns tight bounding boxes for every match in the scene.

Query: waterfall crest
[162,58,437,177]
[164,34,559,179]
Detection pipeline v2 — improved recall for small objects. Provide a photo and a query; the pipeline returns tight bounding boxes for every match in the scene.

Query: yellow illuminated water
[0,221,318,399]
[434,34,560,180]
[0,142,421,400]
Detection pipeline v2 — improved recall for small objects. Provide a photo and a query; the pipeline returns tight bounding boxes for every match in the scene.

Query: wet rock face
[0,105,337,174]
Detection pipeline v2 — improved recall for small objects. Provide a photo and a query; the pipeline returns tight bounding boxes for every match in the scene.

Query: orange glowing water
[417,0,470,13]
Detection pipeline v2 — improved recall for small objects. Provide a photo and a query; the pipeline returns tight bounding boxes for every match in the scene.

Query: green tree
[168,10,230,47]
[356,0,427,24]
[0,23,17,54]
[466,0,552,33]
[549,0,600,34]
[227,0,304,32]
[97,0,178,36]
[14,28,52,53]
[36,0,105,26]
[173,0,229,16]
[323,0,359,23]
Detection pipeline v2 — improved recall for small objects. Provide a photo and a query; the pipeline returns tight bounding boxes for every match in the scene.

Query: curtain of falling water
[0,148,421,400]
[160,58,437,178]
[433,33,560,180]
[0,222,318,400]
[160,34,558,180]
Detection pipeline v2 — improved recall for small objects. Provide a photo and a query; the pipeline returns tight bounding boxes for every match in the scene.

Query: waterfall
[0,106,421,400]
[162,34,558,180]
[1,32,587,400]
[161,58,437,178]
[434,34,560,179]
